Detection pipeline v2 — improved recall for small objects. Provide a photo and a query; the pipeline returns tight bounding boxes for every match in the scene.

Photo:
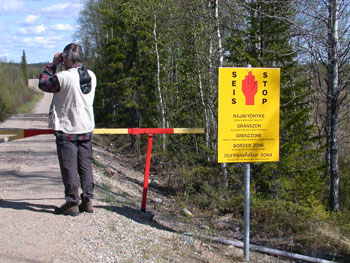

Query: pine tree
[21,50,28,86]
[91,0,158,128]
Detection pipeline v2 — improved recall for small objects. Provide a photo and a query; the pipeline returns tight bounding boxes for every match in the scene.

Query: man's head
[62,43,83,67]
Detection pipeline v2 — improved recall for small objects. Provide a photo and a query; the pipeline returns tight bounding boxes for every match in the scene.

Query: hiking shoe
[79,198,93,213]
[54,202,79,216]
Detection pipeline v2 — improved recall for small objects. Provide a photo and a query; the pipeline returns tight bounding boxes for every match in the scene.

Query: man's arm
[38,63,60,93]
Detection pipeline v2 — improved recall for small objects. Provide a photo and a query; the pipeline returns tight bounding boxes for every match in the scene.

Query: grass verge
[16,93,44,114]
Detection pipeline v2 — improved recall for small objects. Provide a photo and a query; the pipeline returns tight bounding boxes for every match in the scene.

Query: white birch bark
[214,0,228,188]
[153,14,167,149]
[207,1,217,155]
[196,44,210,150]
[215,0,224,67]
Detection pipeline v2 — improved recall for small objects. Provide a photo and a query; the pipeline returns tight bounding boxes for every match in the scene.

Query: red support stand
[141,134,153,212]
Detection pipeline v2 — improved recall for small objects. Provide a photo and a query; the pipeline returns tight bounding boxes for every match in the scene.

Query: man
[39,43,97,216]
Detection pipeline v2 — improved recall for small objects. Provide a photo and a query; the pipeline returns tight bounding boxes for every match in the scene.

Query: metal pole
[244,163,250,262]
[244,63,252,261]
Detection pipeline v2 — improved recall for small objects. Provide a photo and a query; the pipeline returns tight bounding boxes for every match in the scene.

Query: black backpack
[78,67,92,94]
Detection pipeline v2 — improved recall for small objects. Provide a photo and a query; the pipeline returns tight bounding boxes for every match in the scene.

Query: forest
[74,0,350,258]
[76,0,350,206]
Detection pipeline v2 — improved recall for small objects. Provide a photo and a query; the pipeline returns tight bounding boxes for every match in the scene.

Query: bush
[0,62,34,119]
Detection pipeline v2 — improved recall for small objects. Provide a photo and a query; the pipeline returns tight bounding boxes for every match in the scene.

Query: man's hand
[242,71,258,105]
[53,52,62,66]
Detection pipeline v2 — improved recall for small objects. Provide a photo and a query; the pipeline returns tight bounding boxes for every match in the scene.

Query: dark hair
[63,43,83,64]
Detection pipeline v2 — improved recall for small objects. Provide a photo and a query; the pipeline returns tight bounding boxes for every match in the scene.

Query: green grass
[16,93,44,114]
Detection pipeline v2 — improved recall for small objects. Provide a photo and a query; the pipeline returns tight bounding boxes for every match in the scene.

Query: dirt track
[0,88,70,262]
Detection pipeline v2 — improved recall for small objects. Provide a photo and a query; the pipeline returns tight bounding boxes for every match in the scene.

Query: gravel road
[0,85,181,263]
[0,82,282,263]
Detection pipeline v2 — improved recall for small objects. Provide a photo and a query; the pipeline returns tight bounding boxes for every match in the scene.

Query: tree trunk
[153,14,167,149]
[327,0,340,212]
[207,2,217,156]
[213,0,228,188]
[195,40,210,151]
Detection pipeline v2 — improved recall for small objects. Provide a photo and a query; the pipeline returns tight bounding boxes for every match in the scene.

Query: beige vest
[49,68,96,134]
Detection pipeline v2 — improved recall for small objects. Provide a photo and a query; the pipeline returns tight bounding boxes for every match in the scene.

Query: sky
[0,0,83,64]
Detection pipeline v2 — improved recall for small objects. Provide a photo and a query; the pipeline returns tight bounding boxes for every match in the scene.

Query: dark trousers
[56,138,94,203]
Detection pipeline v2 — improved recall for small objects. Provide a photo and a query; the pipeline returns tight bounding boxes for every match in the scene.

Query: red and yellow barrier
[0,127,204,212]
[0,128,204,142]
[0,128,54,143]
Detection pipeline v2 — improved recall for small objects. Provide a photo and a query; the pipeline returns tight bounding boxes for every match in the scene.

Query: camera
[59,52,67,64]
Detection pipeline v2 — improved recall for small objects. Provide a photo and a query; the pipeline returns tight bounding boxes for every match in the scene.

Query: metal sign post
[244,163,250,261]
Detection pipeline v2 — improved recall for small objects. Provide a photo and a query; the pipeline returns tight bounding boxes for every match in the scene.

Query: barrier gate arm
[0,127,204,212]
[0,128,54,143]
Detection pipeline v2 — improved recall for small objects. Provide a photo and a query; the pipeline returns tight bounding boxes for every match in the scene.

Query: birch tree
[298,0,350,211]
[153,13,167,149]
[213,0,228,188]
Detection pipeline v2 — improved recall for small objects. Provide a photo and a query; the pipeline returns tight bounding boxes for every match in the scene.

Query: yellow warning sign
[218,67,280,163]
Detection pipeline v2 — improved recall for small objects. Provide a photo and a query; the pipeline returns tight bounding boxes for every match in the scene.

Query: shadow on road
[0,252,43,263]
[0,198,59,214]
